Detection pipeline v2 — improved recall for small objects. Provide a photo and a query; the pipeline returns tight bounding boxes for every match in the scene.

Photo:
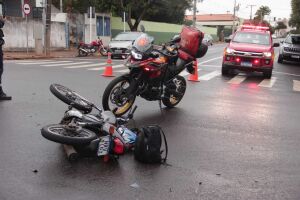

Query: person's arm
[0,17,5,29]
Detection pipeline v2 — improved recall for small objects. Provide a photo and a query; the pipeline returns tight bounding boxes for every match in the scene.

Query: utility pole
[247,4,256,20]
[45,0,52,56]
[232,0,236,34]
[192,0,197,27]
[60,0,62,12]
[89,6,92,43]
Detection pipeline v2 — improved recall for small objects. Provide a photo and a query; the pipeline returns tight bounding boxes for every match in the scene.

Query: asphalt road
[1,44,300,200]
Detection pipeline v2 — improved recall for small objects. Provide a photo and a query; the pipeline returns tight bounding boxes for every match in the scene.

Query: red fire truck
[222,25,280,78]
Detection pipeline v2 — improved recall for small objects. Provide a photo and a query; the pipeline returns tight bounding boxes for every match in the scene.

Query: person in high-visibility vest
[0,15,11,101]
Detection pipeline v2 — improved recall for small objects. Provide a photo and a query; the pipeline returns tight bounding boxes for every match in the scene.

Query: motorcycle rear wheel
[162,75,186,108]
[102,75,135,117]
[41,124,97,145]
[78,48,88,57]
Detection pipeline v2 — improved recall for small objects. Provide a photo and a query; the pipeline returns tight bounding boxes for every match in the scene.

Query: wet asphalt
[1,44,300,200]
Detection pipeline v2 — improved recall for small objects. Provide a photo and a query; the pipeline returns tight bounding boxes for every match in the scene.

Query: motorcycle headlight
[131,51,143,60]
[263,52,272,57]
[225,47,234,54]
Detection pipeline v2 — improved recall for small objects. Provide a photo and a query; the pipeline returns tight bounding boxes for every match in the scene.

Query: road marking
[116,68,129,73]
[88,64,124,71]
[200,64,221,67]
[64,63,107,69]
[273,71,300,77]
[42,61,91,67]
[293,80,300,92]
[198,56,222,65]
[17,61,72,65]
[199,70,221,81]
[258,77,277,88]
[180,69,202,77]
[227,74,246,84]
[14,60,52,63]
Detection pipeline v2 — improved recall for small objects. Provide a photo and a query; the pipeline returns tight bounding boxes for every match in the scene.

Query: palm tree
[254,6,271,22]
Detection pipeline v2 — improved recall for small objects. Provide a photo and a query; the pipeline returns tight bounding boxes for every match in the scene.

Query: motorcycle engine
[140,82,161,101]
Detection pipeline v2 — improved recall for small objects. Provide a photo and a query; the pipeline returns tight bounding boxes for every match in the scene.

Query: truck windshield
[232,32,270,46]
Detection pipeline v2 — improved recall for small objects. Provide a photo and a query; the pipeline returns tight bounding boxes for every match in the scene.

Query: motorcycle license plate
[241,62,252,67]
[97,136,110,156]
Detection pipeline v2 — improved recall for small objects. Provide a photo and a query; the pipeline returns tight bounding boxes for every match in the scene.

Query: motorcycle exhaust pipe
[79,48,88,53]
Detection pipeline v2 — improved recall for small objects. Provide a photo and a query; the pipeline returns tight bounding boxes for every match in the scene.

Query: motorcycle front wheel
[162,75,186,108]
[102,75,135,117]
[100,48,108,56]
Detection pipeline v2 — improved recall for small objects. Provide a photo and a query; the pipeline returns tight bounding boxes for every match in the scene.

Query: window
[96,16,110,37]
[286,35,300,44]
[232,32,270,46]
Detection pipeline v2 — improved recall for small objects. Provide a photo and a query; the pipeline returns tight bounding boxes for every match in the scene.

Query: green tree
[52,0,192,31]
[254,6,271,22]
[143,0,193,24]
[289,0,300,31]
[275,21,287,30]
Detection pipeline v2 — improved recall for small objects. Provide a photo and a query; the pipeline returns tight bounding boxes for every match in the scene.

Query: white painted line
[227,74,246,84]
[116,69,129,73]
[42,61,91,67]
[14,60,52,63]
[88,64,124,71]
[200,64,221,67]
[273,71,300,77]
[17,61,72,65]
[64,63,107,69]
[199,70,221,81]
[258,77,277,88]
[198,56,222,65]
[293,80,300,92]
[180,69,202,77]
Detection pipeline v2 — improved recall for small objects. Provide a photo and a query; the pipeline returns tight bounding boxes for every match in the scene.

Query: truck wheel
[263,70,272,79]
[222,64,230,76]
[278,54,283,64]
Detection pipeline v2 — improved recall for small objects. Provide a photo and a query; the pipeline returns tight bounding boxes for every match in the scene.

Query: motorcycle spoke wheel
[41,124,97,145]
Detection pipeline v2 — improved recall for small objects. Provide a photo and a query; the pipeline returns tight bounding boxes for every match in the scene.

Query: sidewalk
[3,48,104,60]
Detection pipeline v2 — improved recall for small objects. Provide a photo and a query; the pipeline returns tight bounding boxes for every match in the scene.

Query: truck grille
[234,50,263,57]
[284,47,300,53]
[110,48,128,53]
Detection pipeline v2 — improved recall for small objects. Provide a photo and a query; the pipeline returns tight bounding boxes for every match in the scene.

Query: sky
[189,0,291,20]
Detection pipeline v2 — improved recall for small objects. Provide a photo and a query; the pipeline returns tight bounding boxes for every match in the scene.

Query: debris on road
[130,182,140,189]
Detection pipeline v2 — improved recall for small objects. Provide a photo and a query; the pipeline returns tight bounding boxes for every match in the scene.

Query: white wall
[2,17,66,50]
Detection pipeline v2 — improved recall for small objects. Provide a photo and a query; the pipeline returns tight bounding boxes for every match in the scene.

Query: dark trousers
[0,47,3,85]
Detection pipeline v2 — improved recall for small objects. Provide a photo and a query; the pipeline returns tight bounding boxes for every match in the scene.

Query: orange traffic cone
[188,60,200,82]
[102,52,115,77]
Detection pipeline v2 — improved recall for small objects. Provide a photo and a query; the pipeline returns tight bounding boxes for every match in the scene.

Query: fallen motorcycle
[78,37,108,57]
[41,84,138,161]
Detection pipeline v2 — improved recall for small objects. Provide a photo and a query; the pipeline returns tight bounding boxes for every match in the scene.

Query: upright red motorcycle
[78,37,108,57]
[102,26,208,116]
